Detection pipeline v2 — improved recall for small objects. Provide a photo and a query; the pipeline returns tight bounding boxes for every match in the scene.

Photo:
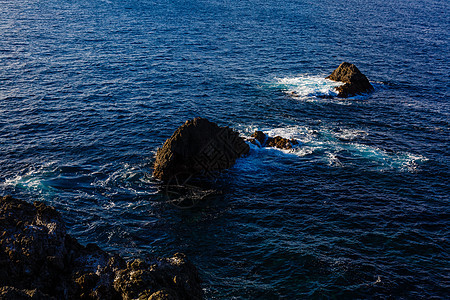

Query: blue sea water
[1,0,449,298]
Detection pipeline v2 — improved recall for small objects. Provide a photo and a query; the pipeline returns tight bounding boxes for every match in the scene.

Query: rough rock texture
[0,196,203,300]
[114,254,202,300]
[251,131,267,147]
[249,131,299,150]
[153,117,250,181]
[326,62,374,97]
[0,286,48,300]
[266,136,299,149]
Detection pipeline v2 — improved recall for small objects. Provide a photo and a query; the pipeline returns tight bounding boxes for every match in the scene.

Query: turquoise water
[1,0,449,298]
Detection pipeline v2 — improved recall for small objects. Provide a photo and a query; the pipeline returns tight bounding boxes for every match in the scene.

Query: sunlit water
[1,0,449,298]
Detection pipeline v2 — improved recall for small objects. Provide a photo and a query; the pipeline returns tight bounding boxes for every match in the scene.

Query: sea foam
[238,125,427,172]
[274,75,341,100]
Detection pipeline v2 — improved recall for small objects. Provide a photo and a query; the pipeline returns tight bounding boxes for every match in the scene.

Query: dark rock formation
[153,117,250,181]
[266,136,299,149]
[0,196,203,300]
[251,130,267,147]
[114,254,201,300]
[0,286,48,300]
[326,62,374,97]
[249,131,299,150]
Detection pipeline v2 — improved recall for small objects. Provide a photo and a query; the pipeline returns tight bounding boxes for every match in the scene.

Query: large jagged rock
[0,196,203,299]
[326,62,374,97]
[249,131,299,150]
[153,117,250,181]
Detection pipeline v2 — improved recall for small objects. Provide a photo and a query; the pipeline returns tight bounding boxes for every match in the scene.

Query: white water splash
[2,162,59,192]
[2,161,158,200]
[274,75,341,100]
[91,162,158,196]
[271,74,379,101]
[331,129,368,141]
[239,125,427,172]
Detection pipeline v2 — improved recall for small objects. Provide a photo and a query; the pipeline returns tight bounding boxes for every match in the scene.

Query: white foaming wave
[379,149,428,173]
[2,161,59,191]
[338,143,429,172]
[274,75,341,100]
[332,129,368,141]
[265,126,312,141]
[401,153,429,172]
[264,125,327,157]
[237,124,427,172]
[326,152,344,168]
[3,175,44,192]
[3,161,159,201]
[92,163,158,196]
[239,125,322,158]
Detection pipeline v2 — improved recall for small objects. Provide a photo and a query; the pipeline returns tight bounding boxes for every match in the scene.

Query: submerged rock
[0,196,203,299]
[249,131,299,150]
[326,62,374,97]
[153,117,250,181]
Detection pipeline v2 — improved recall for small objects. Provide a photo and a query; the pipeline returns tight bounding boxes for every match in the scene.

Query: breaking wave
[274,75,341,100]
[238,125,427,172]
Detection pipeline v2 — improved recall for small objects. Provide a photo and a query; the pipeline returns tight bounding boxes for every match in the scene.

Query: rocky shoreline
[0,196,203,300]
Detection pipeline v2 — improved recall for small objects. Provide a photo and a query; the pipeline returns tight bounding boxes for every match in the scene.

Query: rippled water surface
[1,0,449,298]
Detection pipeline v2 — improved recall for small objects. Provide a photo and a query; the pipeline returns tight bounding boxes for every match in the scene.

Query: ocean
[0,0,448,298]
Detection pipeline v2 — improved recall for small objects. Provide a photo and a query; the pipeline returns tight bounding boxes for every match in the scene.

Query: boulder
[153,117,250,181]
[249,131,299,150]
[266,136,299,149]
[326,62,374,97]
[251,130,267,146]
[0,196,203,299]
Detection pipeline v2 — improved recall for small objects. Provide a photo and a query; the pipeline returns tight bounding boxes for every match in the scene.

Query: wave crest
[274,75,341,100]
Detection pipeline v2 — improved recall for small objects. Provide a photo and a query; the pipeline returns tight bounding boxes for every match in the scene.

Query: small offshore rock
[326,62,374,97]
[266,136,299,149]
[250,131,299,150]
[250,130,267,146]
[153,117,250,181]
